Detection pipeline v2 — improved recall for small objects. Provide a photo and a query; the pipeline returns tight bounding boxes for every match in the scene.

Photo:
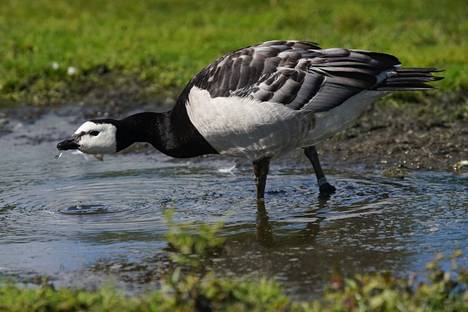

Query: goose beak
[57,138,79,150]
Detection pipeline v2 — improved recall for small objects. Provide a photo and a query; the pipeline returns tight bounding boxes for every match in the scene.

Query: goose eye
[89,131,100,136]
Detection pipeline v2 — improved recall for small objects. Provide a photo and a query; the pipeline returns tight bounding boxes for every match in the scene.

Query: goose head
[57,120,119,154]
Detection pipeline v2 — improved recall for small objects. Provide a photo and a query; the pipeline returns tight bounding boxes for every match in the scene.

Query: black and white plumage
[182,40,441,160]
[191,40,439,105]
[57,40,442,199]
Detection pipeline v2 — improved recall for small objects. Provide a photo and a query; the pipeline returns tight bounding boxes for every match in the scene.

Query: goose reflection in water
[255,194,330,248]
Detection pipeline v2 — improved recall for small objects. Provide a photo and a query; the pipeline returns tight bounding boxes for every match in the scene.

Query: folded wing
[187,40,442,113]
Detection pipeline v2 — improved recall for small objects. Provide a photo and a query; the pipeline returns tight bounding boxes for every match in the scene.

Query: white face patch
[74,121,117,154]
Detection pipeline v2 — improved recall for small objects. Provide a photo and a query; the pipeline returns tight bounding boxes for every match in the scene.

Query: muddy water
[0,112,466,298]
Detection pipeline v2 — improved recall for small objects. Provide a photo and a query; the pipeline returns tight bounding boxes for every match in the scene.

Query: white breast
[186,87,312,160]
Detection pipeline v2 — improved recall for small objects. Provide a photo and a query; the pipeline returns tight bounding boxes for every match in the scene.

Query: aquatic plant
[308,251,468,311]
[164,209,225,270]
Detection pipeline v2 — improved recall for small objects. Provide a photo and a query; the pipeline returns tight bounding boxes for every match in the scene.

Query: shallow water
[0,112,466,298]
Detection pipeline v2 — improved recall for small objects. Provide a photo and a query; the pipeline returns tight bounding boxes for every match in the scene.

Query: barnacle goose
[57,40,442,200]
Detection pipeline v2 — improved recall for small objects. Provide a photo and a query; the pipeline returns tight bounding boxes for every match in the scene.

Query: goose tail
[376,67,444,91]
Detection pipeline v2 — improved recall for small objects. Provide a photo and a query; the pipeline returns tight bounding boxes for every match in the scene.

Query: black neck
[115,109,217,158]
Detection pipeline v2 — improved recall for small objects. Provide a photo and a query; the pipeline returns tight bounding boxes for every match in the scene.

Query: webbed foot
[319,182,336,196]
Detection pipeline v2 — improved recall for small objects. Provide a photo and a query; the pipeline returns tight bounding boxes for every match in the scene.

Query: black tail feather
[394,67,444,73]
[376,67,443,91]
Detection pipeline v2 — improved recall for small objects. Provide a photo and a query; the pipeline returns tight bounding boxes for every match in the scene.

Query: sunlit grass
[0,0,466,104]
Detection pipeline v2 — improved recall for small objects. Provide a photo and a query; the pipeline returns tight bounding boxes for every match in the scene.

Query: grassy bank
[2,266,467,312]
[1,214,467,311]
[0,0,466,106]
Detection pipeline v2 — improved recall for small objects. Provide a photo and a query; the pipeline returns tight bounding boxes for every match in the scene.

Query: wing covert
[187,40,403,113]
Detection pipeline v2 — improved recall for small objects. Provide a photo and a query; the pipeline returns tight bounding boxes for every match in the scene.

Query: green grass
[1,268,467,311]
[0,0,466,105]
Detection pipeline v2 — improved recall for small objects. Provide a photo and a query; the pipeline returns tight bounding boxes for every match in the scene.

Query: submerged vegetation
[1,213,466,311]
[0,0,467,106]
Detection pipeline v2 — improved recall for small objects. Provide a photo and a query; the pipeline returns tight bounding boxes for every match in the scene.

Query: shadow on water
[0,112,466,298]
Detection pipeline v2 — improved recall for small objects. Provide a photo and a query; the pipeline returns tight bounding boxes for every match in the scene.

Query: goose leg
[304,146,336,195]
[253,157,270,201]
